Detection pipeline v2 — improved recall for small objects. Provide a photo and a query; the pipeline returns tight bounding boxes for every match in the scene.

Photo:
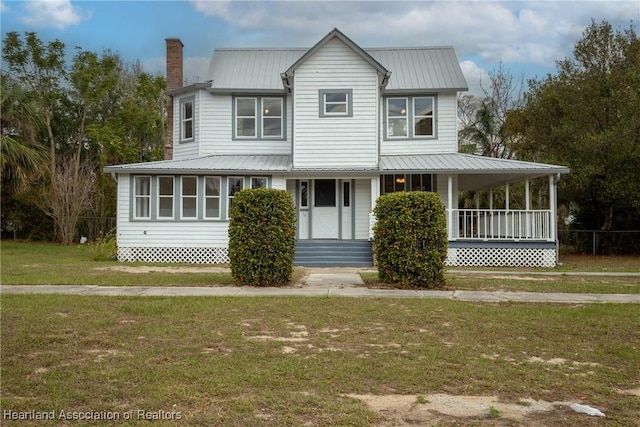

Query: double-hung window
[227,176,244,216]
[158,176,174,219]
[386,96,435,139]
[204,177,221,219]
[181,176,197,219]
[235,97,283,139]
[319,89,352,117]
[180,97,194,141]
[134,176,151,219]
[251,177,268,189]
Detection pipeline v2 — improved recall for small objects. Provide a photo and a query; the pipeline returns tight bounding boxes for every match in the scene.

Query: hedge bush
[373,191,448,288]
[228,188,296,286]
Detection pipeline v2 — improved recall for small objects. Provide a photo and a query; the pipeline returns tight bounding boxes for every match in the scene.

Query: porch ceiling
[379,153,569,191]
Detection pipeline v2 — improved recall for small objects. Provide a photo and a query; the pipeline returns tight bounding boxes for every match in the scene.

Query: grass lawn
[2,295,639,426]
[1,241,639,294]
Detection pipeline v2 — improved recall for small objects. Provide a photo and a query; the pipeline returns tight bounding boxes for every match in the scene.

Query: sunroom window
[134,176,151,219]
[158,176,174,219]
[181,176,197,219]
[204,177,221,219]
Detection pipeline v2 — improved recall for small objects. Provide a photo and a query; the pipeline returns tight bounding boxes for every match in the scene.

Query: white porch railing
[451,209,552,241]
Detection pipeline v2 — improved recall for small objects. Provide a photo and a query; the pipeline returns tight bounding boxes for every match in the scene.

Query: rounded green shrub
[373,191,448,288]
[228,188,296,286]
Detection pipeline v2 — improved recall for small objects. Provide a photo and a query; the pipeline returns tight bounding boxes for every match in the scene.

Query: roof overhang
[105,153,569,192]
[380,153,569,191]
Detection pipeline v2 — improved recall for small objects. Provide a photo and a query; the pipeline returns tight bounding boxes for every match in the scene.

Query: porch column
[370,176,380,211]
[525,178,531,238]
[447,175,454,240]
[549,174,557,242]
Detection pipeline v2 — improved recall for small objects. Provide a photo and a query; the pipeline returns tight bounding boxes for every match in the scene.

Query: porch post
[505,182,510,237]
[448,175,454,240]
[549,174,557,242]
[525,178,531,238]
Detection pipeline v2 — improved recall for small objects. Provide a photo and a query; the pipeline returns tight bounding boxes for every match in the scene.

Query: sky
[1,0,638,95]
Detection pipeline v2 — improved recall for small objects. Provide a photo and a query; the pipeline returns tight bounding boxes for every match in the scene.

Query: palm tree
[1,72,47,195]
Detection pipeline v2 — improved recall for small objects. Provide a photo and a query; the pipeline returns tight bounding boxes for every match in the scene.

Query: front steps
[294,240,374,267]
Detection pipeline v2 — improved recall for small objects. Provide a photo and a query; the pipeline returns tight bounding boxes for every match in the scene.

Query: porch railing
[451,209,552,241]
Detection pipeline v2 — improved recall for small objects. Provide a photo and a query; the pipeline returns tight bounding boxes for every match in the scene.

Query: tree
[518,20,640,251]
[2,32,166,243]
[0,73,46,195]
[458,62,525,159]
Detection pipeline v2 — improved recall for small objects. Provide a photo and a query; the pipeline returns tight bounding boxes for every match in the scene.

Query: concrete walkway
[2,284,639,303]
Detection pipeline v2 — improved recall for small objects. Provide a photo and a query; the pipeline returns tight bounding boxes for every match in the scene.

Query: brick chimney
[165,38,184,160]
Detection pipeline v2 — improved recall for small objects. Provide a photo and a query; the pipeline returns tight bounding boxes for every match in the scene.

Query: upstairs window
[180,97,194,142]
[386,96,435,139]
[234,97,284,139]
[319,89,353,117]
[236,97,256,137]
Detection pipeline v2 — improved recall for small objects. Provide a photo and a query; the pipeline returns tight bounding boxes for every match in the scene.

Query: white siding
[116,173,229,248]
[380,91,458,155]
[199,93,292,156]
[354,179,372,239]
[293,39,378,168]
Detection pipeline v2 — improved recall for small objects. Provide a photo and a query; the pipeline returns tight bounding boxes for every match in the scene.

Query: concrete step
[294,240,373,267]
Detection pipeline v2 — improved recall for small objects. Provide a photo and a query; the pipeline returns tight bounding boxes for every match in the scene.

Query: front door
[312,179,339,239]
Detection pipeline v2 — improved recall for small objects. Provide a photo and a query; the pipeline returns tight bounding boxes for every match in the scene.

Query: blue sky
[1,0,638,95]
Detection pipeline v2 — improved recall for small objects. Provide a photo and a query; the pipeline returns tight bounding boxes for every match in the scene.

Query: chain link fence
[558,230,640,255]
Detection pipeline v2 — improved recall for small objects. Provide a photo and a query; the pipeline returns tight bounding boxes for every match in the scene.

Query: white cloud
[460,60,488,96]
[189,0,638,70]
[20,0,87,29]
[1,2,9,14]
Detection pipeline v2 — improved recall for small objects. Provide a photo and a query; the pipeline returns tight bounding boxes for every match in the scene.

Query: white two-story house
[105,28,569,267]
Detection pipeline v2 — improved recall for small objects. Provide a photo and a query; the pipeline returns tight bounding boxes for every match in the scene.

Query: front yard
[2,295,639,426]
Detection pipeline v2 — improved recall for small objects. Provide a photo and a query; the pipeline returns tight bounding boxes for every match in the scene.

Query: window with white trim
[180,98,194,141]
[227,176,244,216]
[234,97,283,139]
[181,176,197,219]
[204,176,221,219]
[134,176,151,219]
[386,96,435,139]
[158,176,174,219]
[319,89,353,117]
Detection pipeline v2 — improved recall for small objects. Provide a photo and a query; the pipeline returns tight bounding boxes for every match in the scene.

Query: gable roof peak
[282,27,389,77]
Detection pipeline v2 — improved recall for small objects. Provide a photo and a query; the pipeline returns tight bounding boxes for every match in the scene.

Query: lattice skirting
[118,246,229,264]
[445,247,557,267]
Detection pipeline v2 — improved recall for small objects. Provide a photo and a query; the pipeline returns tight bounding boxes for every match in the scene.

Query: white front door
[312,179,339,239]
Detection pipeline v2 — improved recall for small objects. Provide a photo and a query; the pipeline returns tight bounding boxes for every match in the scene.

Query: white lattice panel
[118,247,229,264]
[445,247,556,267]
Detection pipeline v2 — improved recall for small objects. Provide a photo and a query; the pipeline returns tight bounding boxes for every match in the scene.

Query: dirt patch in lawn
[348,393,578,426]
[94,266,231,274]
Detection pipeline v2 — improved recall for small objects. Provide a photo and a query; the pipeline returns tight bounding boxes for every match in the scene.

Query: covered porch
[376,154,570,267]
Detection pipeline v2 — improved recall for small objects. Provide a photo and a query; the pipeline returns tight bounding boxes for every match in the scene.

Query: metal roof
[380,153,568,173]
[380,153,569,191]
[368,48,467,91]
[104,155,291,174]
[207,44,467,92]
